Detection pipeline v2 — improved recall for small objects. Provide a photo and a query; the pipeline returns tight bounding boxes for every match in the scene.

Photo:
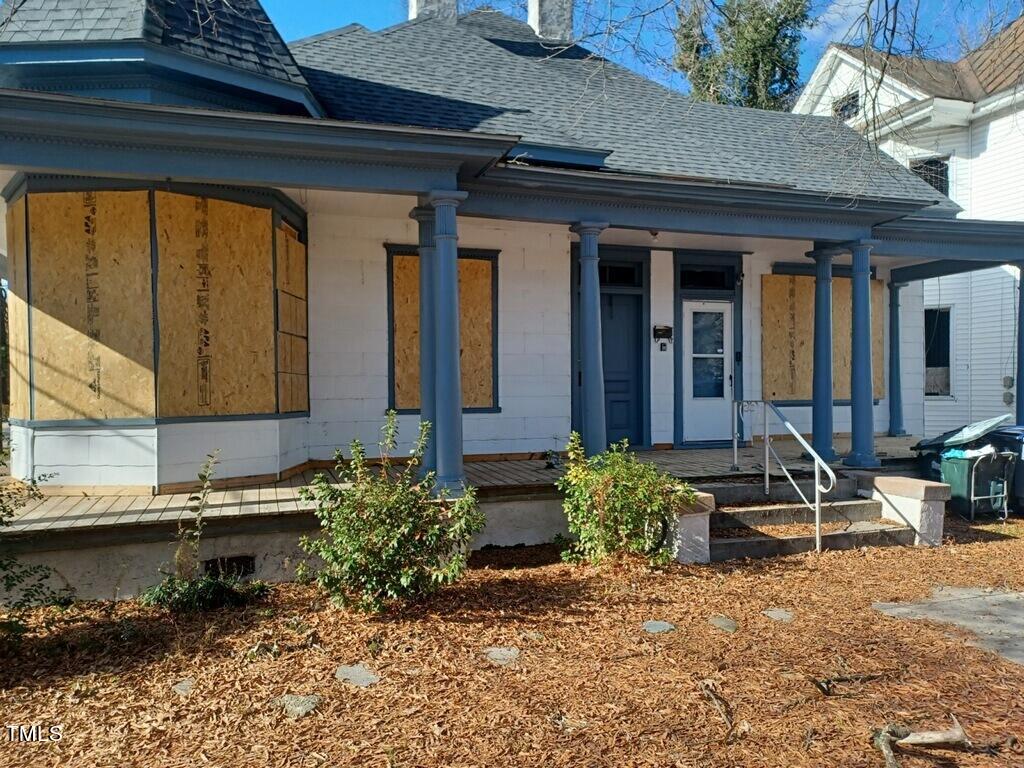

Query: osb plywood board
[277,292,307,338]
[392,254,494,410]
[277,333,308,376]
[28,191,155,420]
[156,192,275,418]
[276,226,306,299]
[6,198,30,421]
[278,372,308,413]
[761,274,884,402]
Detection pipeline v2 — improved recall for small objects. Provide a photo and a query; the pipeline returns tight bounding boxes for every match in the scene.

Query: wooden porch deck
[4,436,918,538]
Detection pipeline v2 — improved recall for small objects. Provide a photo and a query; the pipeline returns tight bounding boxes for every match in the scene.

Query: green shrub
[300,411,485,613]
[556,433,696,565]
[141,451,269,613]
[0,448,71,638]
[140,574,269,612]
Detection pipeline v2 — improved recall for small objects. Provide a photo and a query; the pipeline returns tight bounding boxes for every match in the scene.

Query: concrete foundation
[851,473,950,547]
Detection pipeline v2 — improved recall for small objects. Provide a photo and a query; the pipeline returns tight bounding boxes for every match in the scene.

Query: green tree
[675,0,810,111]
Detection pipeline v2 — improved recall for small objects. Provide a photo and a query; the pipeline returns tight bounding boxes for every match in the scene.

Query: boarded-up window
[277,224,309,413]
[761,274,885,402]
[391,251,496,410]
[27,191,155,421]
[156,192,276,418]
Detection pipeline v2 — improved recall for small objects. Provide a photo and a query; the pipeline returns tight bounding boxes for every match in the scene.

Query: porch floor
[5,436,918,537]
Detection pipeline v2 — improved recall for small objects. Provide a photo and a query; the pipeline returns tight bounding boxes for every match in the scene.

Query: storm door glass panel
[691,310,726,398]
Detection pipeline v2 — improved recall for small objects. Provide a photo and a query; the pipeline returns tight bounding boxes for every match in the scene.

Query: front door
[602,291,643,445]
[682,300,733,442]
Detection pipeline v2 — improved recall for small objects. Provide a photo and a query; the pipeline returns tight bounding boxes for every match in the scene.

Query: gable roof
[0,0,308,87]
[834,14,1024,102]
[291,11,944,205]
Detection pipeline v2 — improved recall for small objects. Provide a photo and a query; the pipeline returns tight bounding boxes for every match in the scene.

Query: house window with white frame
[924,307,952,396]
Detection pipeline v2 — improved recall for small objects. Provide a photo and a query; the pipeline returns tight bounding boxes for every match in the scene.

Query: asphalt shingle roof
[0,0,308,86]
[291,11,945,204]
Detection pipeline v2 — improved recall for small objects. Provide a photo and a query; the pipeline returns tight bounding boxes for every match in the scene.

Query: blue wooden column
[410,205,437,472]
[888,281,906,436]
[1017,264,1024,425]
[428,190,469,490]
[810,250,837,461]
[572,221,609,456]
[844,242,880,467]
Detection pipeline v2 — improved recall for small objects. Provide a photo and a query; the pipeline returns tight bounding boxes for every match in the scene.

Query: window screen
[924,307,951,396]
[910,158,949,196]
[832,92,860,120]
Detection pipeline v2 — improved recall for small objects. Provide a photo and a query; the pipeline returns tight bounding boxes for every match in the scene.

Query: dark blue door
[601,291,643,445]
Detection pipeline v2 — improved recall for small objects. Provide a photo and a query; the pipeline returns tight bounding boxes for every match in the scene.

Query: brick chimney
[529,0,574,40]
[408,0,458,22]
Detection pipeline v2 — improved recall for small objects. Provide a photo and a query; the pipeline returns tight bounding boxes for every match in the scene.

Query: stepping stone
[763,608,794,623]
[335,663,379,688]
[271,694,321,719]
[171,677,195,697]
[709,615,738,633]
[643,620,675,634]
[483,646,520,666]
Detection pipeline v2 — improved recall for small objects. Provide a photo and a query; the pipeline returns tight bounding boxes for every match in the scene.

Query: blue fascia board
[0,89,518,194]
[509,143,611,169]
[890,259,1006,284]
[870,215,1024,261]
[0,41,325,118]
[459,187,874,242]
[473,165,934,224]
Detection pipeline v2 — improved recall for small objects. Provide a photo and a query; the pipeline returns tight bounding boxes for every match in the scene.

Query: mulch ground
[2,517,1024,767]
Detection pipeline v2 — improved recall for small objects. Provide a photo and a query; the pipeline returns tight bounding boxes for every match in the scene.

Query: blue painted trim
[889,260,994,283]
[384,244,501,414]
[773,261,876,279]
[509,143,611,169]
[673,250,743,447]
[871,215,1024,261]
[0,41,325,118]
[675,440,734,450]
[3,174,307,236]
[11,412,309,429]
[570,244,651,450]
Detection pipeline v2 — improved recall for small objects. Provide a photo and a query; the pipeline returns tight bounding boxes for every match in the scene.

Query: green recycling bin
[940,452,1016,520]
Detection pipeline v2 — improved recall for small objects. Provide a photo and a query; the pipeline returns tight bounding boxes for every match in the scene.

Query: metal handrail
[731,399,837,553]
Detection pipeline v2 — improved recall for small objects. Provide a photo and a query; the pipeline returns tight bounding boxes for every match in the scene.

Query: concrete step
[698,477,858,507]
[710,522,915,562]
[711,498,883,529]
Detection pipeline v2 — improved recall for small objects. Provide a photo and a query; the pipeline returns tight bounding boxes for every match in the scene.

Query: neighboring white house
[795,18,1024,436]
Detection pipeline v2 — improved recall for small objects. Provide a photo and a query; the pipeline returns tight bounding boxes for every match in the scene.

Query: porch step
[711,498,883,529]
[697,477,858,507]
[710,521,915,562]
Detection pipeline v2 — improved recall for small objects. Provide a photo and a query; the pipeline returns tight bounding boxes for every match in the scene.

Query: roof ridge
[290,23,366,49]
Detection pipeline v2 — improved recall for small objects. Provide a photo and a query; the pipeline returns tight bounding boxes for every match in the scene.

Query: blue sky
[263,0,1019,88]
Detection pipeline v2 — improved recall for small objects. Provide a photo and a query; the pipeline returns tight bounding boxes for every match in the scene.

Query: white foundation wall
[15,425,158,487]
[304,191,572,458]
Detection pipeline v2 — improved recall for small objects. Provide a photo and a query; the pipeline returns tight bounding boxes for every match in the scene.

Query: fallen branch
[698,679,734,738]
[872,715,971,767]
[809,671,891,696]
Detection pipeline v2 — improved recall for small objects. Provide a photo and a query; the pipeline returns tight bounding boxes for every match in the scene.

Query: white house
[795,18,1024,436]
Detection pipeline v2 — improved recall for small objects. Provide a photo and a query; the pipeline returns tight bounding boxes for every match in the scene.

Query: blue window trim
[569,244,652,450]
[674,249,744,447]
[772,261,877,279]
[385,244,501,415]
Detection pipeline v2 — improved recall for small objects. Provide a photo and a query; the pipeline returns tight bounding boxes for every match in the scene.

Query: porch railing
[730,400,837,553]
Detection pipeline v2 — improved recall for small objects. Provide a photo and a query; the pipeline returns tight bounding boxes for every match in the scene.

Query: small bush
[1,448,71,638]
[140,574,270,612]
[141,451,269,613]
[301,412,485,613]
[556,433,696,565]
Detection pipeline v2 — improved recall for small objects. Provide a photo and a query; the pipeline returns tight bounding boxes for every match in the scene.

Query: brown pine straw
[2,516,1024,767]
